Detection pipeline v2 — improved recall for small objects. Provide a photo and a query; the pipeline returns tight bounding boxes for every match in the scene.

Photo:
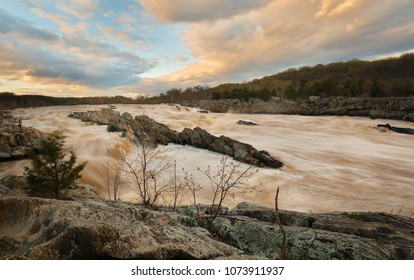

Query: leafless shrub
[120,138,175,207]
[105,150,125,200]
[198,156,258,223]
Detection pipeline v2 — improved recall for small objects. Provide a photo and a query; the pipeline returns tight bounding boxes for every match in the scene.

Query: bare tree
[273,187,317,260]
[158,161,189,210]
[199,156,258,223]
[13,110,26,132]
[120,139,175,207]
[105,153,125,200]
[183,170,203,218]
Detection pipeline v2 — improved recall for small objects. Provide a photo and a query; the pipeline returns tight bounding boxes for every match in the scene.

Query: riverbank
[196,96,414,122]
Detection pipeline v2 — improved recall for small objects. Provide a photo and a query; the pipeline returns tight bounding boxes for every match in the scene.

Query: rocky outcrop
[210,202,414,260]
[198,97,414,122]
[237,120,258,126]
[68,109,283,169]
[0,196,243,260]
[0,125,44,162]
[377,123,414,135]
[1,197,413,260]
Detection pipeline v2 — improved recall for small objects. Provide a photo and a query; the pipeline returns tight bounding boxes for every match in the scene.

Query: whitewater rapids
[1,104,413,216]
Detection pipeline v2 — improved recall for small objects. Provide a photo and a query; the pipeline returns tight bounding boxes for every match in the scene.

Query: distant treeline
[147,52,414,103]
[2,53,413,109]
[0,92,136,110]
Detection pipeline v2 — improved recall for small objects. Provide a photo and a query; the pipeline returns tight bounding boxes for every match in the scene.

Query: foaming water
[1,104,413,216]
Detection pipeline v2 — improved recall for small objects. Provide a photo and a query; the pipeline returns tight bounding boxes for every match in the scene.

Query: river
[1,104,413,216]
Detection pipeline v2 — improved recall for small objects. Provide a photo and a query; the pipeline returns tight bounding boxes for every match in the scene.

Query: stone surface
[1,197,413,260]
[69,109,283,169]
[237,120,259,126]
[0,125,44,162]
[0,196,242,260]
[210,202,414,260]
[377,123,414,135]
[198,97,414,122]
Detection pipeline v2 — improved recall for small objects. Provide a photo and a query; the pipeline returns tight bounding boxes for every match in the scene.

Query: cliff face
[198,97,414,122]
[1,196,413,260]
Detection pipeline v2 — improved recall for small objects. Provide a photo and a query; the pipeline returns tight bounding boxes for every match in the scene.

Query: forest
[1,53,413,109]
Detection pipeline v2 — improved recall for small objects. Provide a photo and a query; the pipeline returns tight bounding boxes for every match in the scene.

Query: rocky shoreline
[0,194,413,260]
[197,96,414,122]
[0,125,44,162]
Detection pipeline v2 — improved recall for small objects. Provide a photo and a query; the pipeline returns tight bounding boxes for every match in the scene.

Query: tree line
[2,53,413,109]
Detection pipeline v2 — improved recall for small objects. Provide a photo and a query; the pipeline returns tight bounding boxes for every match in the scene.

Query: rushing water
[1,104,413,216]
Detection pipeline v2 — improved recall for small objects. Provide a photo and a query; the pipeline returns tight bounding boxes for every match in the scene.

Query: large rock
[0,196,243,260]
[0,125,44,162]
[210,202,414,260]
[69,109,284,169]
[377,123,414,135]
[1,197,412,260]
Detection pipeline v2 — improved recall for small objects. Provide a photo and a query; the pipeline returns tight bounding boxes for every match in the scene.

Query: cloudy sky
[1,0,414,97]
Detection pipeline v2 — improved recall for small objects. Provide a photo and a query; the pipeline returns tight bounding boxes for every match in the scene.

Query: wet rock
[69,109,284,169]
[237,120,258,126]
[377,123,414,135]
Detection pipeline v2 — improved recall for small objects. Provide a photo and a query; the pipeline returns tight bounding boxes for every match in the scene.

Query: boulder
[0,196,242,260]
[0,125,44,162]
[237,120,258,126]
[210,202,414,260]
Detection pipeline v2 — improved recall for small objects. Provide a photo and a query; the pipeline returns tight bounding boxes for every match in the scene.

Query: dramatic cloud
[153,0,414,85]
[140,0,271,23]
[0,5,152,94]
[1,0,414,96]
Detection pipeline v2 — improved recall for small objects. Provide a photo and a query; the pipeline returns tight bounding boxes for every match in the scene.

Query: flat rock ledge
[1,196,413,260]
[68,109,283,169]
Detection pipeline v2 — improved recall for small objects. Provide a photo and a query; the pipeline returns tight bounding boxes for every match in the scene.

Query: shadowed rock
[68,109,283,169]
[0,196,242,260]
[377,123,414,135]
[0,125,44,162]
[237,120,258,126]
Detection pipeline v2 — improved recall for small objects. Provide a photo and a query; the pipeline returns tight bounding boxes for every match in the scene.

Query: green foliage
[24,131,87,199]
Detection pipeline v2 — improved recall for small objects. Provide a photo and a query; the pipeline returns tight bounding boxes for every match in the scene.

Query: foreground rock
[1,196,413,260]
[211,202,414,260]
[198,96,414,122]
[0,196,243,260]
[0,125,44,162]
[68,109,283,168]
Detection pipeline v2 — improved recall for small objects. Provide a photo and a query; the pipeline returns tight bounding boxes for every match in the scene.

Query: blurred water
[1,104,413,216]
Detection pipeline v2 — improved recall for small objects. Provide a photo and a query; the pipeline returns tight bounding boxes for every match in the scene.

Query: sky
[1,0,414,98]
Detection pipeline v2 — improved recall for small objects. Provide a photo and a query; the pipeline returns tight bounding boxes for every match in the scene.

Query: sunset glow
[1,0,414,97]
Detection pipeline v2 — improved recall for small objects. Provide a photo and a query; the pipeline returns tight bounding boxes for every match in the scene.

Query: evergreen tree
[25,131,87,199]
